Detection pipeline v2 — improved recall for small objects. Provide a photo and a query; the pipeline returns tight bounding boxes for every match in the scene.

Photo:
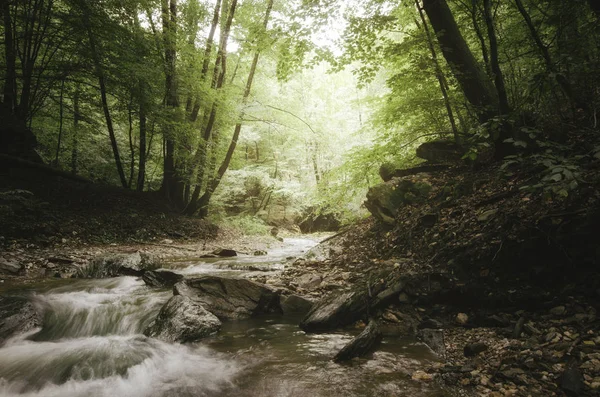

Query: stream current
[0,238,443,397]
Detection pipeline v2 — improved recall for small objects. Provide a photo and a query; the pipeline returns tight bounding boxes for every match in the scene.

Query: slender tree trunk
[422,0,499,122]
[192,0,274,217]
[471,0,491,76]
[54,79,65,166]
[137,93,147,191]
[127,99,135,188]
[2,1,16,112]
[415,2,460,143]
[71,83,80,174]
[161,0,182,204]
[513,0,582,110]
[186,0,238,212]
[81,3,128,188]
[189,0,222,122]
[483,0,510,115]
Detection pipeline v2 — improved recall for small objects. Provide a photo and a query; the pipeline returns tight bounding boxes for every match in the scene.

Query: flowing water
[0,238,445,397]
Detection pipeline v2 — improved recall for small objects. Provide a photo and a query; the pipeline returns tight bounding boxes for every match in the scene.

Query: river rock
[364,176,432,225]
[142,270,184,288]
[212,248,237,257]
[144,295,221,343]
[0,296,41,346]
[333,320,382,362]
[299,290,368,333]
[281,294,313,316]
[0,260,22,275]
[464,342,488,357]
[418,328,446,357]
[174,276,282,320]
[80,251,158,278]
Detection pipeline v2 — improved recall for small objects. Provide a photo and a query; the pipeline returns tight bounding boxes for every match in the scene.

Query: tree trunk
[127,98,136,188]
[422,0,499,122]
[191,0,274,217]
[137,93,147,191]
[2,1,16,113]
[82,3,128,188]
[161,0,182,204]
[71,83,80,174]
[186,0,238,213]
[483,0,510,115]
[471,0,491,76]
[415,2,460,143]
[513,0,582,111]
[53,79,66,166]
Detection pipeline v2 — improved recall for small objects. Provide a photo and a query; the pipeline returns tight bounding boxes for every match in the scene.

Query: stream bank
[0,237,446,397]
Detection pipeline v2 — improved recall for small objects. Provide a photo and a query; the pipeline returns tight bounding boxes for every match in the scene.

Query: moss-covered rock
[365,175,433,225]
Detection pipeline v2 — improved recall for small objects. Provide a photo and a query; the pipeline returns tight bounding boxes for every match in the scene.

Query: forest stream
[0,238,442,397]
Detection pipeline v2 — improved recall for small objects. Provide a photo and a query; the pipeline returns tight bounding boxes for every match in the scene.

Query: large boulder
[281,294,314,316]
[365,175,432,225]
[174,276,282,320]
[79,251,159,278]
[416,140,463,163]
[0,296,41,346]
[300,291,368,333]
[300,273,405,333]
[142,270,184,288]
[144,295,221,343]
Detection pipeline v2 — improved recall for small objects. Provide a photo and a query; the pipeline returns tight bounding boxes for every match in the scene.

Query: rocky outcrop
[333,320,382,362]
[142,270,184,288]
[364,175,432,225]
[143,295,221,343]
[79,252,159,278]
[416,140,463,163]
[174,276,282,320]
[0,296,41,346]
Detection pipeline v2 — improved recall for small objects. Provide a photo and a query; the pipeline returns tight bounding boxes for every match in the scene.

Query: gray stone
[174,276,281,320]
[144,295,220,343]
[281,294,313,316]
[80,252,159,278]
[333,320,382,362]
[0,296,41,346]
[560,365,584,396]
[464,342,488,357]
[142,270,184,288]
[418,328,446,357]
[0,260,21,274]
[298,273,322,290]
[300,291,368,333]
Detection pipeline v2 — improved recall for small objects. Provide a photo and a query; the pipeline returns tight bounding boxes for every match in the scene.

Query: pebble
[456,313,469,325]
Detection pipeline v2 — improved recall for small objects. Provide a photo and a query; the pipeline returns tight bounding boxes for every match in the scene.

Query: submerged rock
[144,295,221,343]
[418,328,446,358]
[0,296,41,346]
[174,276,281,320]
[142,270,184,288]
[206,248,237,258]
[333,320,382,363]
